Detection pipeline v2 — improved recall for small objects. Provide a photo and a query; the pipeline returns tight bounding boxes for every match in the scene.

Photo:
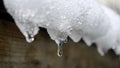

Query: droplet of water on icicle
[55,40,64,57]
[26,34,35,43]
[57,44,63,57]
[26,37,34,43]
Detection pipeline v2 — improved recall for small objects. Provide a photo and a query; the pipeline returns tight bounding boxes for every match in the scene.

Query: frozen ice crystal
[3,0,120,56]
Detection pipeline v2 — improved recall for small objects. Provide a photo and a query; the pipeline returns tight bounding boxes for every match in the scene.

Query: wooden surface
[0,20,120,68]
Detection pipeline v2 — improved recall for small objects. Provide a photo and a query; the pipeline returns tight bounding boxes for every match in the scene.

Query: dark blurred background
[0,0,14,22]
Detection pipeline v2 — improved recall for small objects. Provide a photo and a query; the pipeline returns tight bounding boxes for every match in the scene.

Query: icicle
[69,30,82,43]
[83,36,93,46]
[4,0,120,56]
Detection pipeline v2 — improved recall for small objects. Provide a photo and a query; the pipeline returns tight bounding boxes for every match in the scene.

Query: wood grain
[0,20,120,68]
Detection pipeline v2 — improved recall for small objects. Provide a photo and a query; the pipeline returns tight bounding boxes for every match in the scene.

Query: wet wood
[0,20,120,68]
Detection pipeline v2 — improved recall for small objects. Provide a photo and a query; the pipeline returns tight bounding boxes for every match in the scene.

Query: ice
[69,30,82,43]
[95,5,120,55]
[14,17,39,43]
[3,0,120,56]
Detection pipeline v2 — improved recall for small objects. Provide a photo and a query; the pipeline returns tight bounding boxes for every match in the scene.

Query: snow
[3,0,120,56]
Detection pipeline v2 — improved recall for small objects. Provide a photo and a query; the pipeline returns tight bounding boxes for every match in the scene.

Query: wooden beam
[0,20,120,68]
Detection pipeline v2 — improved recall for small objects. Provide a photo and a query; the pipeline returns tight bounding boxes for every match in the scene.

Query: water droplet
[55,40,64,57]
[26,37,34,43]
[26,33,34,43]
[57,45,63,57]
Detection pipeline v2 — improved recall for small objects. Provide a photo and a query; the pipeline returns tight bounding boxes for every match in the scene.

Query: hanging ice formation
[3,0,120,56]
